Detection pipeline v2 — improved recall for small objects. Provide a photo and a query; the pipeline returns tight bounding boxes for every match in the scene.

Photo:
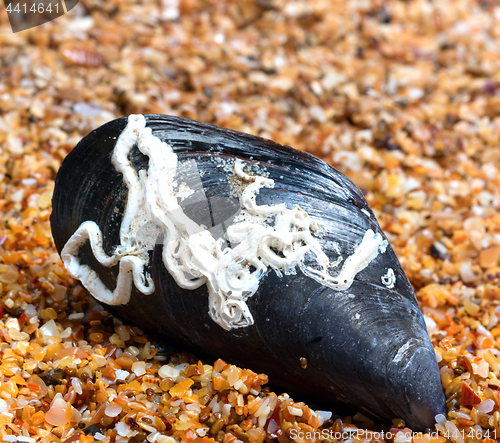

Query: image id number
[6,2,60,14]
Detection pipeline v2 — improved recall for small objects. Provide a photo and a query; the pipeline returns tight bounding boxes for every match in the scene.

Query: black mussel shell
[51,114,445,430]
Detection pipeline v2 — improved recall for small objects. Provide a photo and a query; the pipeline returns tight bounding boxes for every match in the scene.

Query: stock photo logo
[3,0,78,32]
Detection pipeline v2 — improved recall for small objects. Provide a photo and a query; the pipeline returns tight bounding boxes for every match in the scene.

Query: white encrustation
[62,114,388,330]
[381,268,396,289]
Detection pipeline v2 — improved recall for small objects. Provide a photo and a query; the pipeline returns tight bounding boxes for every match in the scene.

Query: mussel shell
[51,115,445,430]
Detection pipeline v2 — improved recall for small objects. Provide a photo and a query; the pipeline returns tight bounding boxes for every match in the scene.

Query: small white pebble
[488,314,498,329]
[233,380,244,390]
[476,398,495,413]
[424,315,437,330]
[477,324,493,338]
[317,410,332,426]
[40,320,61,337]
[356,129,373,143]
[459,263,476,283]
[186,403,201,413]
[159,364,179,379]
[197,428,208,437]
[132,361,146,377]
[5,318,20,331]
[222,403,231,417]
[9,189,24,203]
[287,406,303,416]
[309,105,326,123]
[322,72,347,91]
[92,354,107,367]
[432,241,448,257]
[116,421,130,437]
[21,178,37,186]
[147,432,160,443]
[407,87,424,100]
[310,80,322,96]
[267,418,279,434]
[174,363,189,374]
[435,414,447,425]
[105,404,122,418]
[445,420,465,443]
[115,369,129,381]
[9,329,29,341]
[394,431,411,443]
[72,377,83,395]
[475,360,490,378]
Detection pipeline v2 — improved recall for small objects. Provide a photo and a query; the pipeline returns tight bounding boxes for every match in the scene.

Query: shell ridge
[146,114,366,201]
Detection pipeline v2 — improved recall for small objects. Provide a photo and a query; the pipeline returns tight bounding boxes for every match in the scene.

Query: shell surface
[51,114,445,430]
